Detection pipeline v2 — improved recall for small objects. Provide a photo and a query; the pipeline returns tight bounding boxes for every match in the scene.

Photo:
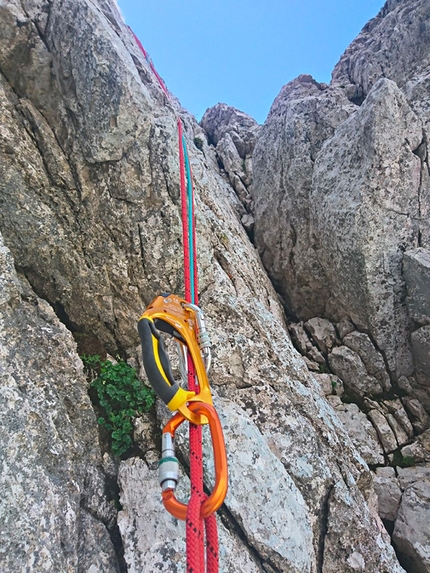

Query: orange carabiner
[158,401,228,520]
[138,294,212,425]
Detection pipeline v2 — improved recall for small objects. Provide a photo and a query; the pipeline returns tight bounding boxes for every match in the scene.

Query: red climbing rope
[178,103,219,573]
[131,27,220,573]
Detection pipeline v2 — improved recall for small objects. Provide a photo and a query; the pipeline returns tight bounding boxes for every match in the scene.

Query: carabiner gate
[159,401,228,520]
[138,294,213,425]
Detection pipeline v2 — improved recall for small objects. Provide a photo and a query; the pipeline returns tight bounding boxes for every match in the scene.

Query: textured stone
[208,398,314,572]
[304,317,337,355]
[401,429,430,463]
[0,1,408,571]
[383,400,414,439]
[411,325,430,387]
[400,441,429,464]
[393,480,430,573]
[328,346,383,397]
[343,331,391,390]
[334,403,384,465]
[310,78,421,381]
[373,472,402,522]
[402,397,430,434]
[368,410,398,454]
[0,233,119,572]
[332,0,430,104]
[200,103,259,206]
[397,465,430,490]
[118,457,263,573]
[289,322,313,355]
[253,75,356,319]
[336,317,356,340]
[404,248,430,325]
[312,373,344,397]
[386,413,410,449]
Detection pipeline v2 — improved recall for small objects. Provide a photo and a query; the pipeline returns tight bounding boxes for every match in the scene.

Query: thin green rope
[182,134,195,303]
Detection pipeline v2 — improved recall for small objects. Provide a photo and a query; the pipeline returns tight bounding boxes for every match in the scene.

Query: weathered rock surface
[253,75,356,318]
[402,397,430,434]
[401,429,430,463]
[200,103,259,218]
[0,0,417,572]
[374,467,402,522]
[328,346,383,397]
[253,0,430,408]
[411,325,430,388]
[332,0,430,107]
[404,248,430,326]
[368,409,398,454]
[0,233,119,572]
[310,77,421,380]
[343,331,391,390]
[304,317,337,355]
[333,402,384,465]
[393,480,430,573]
[118,456,264,573]
[397,464,430,490]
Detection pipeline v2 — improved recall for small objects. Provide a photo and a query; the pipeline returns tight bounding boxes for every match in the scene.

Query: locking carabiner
[159,401,228,520]
[138,294,212,425]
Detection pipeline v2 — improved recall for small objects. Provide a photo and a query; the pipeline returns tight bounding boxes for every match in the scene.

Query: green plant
[82,355,156,456]
[390,450,416,469]
[194,137,204,152]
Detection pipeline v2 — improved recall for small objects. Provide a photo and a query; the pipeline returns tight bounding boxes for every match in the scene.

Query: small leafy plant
[82,355,156,456]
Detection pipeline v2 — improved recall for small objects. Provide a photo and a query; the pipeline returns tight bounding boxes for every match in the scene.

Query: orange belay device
[138,293,228,521]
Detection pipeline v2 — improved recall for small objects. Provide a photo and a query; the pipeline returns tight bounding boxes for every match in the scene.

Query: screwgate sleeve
[138,317,179,406]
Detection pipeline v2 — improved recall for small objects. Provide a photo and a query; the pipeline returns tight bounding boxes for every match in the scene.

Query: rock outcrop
[246,2,430,569]
[0,232,121,572]
[252,0,430,404]
[200,103,259,235]
[1,0,428,572]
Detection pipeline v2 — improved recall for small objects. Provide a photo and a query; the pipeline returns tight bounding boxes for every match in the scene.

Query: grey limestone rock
[200,103,259,207]
[404,248,430,326]
[253,0,430,408]
[332,0,430,103]
[343,331,391,391]
[401,430,430,464]
[289,321,314,355]
[397,464,430,490]
[304,317,337,355]
[312,373,344,397]
[393,480,430,573]
[0,1,409,571]
[383,399,414,440]
[117,457,264,573]
[310,78,421,382]
[336,317,356,340]
[368,409,398,454]
[402,396,430,434]
[0,232,119,572]
[328,346,383,397]
[411,325,430,388]
[334,402,384,466]
[374,467,402,522]
[253,75,357,320]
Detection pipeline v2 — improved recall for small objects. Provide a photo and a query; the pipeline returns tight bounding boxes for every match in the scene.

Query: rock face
[200,103,259,234]
[0,233,120,572]
[0,0,422,572]
[393,480,430,573]
[403,248,430,326]
[252,0,430,398]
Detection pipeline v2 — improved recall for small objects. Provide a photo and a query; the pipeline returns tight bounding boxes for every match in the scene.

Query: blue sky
[117,1,385,124]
